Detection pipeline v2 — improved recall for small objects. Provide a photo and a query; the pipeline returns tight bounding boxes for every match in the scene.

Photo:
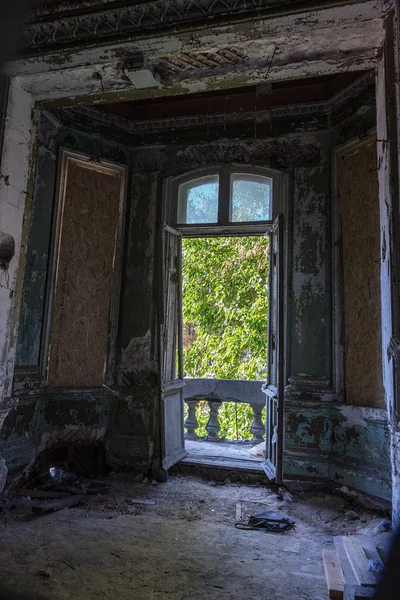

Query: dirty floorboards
[0,474,388,600]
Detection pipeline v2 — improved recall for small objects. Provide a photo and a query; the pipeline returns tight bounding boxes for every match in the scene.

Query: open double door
[158,216,284,483]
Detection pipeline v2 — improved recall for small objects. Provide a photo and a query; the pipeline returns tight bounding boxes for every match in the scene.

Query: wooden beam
[343,538,377,587]
[323,550,345,599]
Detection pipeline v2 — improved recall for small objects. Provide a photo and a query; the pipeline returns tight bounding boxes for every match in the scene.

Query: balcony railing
[183,378,265,444]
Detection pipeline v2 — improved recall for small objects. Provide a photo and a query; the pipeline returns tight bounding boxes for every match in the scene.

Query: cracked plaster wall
[283,95,392,502]
[0,84,394,504]
[2,119,157,474]
[3,110,332,478]
[290,160,330,382]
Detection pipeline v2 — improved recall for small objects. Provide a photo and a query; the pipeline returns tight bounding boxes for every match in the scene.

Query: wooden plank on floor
[322,550,344,599]
[30,495,85,514]
[17,489,71,499]
[334,537,358,586]
[343,584,375,600]
[343,538,376,587]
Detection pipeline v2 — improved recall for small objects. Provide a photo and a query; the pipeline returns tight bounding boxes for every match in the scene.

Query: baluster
[185,400,199,439]
[206,400,222,441]
[250,403,265,444]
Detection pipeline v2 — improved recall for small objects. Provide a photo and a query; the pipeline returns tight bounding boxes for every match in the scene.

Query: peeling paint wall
[285,402,391,501]
[0,71,393,506]
[0,81,35,399]
[283,90,392,502]
[289,154,330,383]
[0,81,36,478]
[7,107,331,476]
[6,119,152,472]
[376,8,400,527]
[330,406,391,500]
[16,113,57,369]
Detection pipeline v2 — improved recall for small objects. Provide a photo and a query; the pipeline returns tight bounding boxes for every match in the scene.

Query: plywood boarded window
[46,152,125,387]
[337,138,384,408]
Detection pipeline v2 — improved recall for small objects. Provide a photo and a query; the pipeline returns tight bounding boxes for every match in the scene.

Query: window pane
[230,174,272,222]
[178,175,219,224]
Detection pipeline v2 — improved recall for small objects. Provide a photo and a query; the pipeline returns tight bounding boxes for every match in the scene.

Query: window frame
[177,173,220,226]
[168,165,284,236]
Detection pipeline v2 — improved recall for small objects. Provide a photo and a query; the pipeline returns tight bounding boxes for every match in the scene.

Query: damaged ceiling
[98,71,369,121]
[4,0,387,106]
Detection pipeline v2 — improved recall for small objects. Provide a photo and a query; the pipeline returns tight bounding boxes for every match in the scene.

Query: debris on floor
[36,568,52,579]
[344,510,360,521]
[0,473,392,599]
[14,471,110,516]
[49,467,77,483]
[249,442,266,457]
[8,446,113,519]
[322,534,391,600]
[277,486,294,503]
[19,495,86,517]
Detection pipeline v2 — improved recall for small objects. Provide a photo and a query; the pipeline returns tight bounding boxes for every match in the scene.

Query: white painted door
[263,215,284,483]
[159,223,187,470]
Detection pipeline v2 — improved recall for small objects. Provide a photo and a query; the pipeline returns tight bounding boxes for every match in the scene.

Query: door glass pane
[177,175,219,224]
[230,174,272,222]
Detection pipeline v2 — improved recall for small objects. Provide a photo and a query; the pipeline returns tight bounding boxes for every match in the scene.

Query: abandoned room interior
[0,0,399,598]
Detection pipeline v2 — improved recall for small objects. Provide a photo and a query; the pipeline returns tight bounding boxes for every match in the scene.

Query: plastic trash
[377,519,391,532]
[368,559,384,578]
[49,467,76,483]
[249,442,266,457]
[278,487,293,503]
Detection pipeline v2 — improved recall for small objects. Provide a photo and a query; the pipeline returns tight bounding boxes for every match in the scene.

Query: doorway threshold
[181,439,264,472]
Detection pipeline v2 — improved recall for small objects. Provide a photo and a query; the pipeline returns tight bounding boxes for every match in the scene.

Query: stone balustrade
[183,379,266,444]
[184,398,265,444]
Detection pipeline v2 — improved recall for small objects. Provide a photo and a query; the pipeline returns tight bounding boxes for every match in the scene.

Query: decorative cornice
[52,70,373,141]
[22,0,305,53]
[56,105,274,135]
[328,72,374,112]
[54,102,328,142]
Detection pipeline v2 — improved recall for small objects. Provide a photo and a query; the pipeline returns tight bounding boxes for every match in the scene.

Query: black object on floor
[235,510,295,533]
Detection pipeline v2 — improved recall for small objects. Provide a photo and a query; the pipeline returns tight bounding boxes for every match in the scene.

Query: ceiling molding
[21,0,386,55]
[22,0,304,51]
[56,105,274,135]
[52,71,374,140]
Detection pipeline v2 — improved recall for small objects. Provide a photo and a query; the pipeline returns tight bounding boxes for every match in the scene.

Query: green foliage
[182,235,269,441]
[182,236,269,381]
[195,401,256,440]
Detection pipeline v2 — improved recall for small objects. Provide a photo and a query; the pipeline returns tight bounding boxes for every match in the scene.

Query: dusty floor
[0,473,390,600]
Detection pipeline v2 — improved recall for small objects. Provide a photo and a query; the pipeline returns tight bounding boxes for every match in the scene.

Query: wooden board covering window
[47,159,122,387]
[337,139,385,408]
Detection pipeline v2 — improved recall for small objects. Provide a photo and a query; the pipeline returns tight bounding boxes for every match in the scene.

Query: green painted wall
[289,156,331,381]
[16,144,56,367]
